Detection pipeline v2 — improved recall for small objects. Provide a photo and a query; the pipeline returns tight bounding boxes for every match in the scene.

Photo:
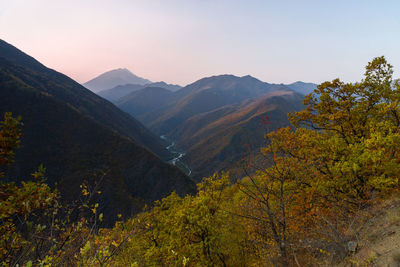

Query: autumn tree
[235,127,316,266]
[287,56,400,202]
[231,56,400,265]
[108,173,254,267]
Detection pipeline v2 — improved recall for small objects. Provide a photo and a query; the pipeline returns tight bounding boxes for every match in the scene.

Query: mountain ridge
[116,74,305,180]
[0,40,170,160]
[98,81,181,103]
[0,39,196,223]
[177,91,305,180]
[143,74,294,134]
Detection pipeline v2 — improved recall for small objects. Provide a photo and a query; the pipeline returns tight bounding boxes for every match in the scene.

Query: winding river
[161,135,192,176]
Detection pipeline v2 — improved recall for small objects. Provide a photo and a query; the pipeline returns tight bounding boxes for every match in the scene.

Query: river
[161,135,192,176]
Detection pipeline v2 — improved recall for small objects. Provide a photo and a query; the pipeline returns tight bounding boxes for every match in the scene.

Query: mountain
[285,81,317,95]
[117,87,174,118]
[175,91,304,180]
[83,68,151,92]
[98,83,145,102]
[116,74,304,180]
[140,74,294,134]
[97,81,181,103]
[0,39,195,223]
[0,51,169,159]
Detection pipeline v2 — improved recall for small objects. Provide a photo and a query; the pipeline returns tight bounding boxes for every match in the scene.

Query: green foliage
[109,173,253,266]
[0,112,22,171]
[0,113,106,266]
[287,56,400,201]
[3,56,400,266]
[251,56,400,264]
[0,41,196,224]
[0,113,56,265]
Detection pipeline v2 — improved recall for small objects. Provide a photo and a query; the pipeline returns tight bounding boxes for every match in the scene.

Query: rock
[347,241,358,252]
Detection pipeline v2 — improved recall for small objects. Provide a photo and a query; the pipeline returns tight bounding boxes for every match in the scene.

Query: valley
[106,74,308,180]
[1,1,398,265]
[0,38,311,222]
[161,135,192,176]
[1,39,398,267]
[0,39,196,224]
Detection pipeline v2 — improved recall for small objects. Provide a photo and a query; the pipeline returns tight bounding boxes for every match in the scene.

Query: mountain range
[1,37,318,221]
[98,81,182,103]
[172,91,304,179]
[0,39,195,224]
[89,70,315,105]
[114,74,311,180]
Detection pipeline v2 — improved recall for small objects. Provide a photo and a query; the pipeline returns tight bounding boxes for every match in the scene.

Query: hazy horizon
[1,0,399,86]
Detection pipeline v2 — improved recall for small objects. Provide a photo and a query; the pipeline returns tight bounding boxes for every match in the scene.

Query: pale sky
[1,0,399,86]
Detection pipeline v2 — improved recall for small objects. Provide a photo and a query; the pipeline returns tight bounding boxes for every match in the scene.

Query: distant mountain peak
[83,68,151,92]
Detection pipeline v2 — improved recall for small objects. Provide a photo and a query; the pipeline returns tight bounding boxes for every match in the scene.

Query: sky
[1,0,399,86]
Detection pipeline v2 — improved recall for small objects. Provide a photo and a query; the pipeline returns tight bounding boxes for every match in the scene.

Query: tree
[235,127,315,266]
[0,113,105,266]
[288,56,400,202]
[233,56,400,265]
[112,173,253,266]
[0,113,57,265]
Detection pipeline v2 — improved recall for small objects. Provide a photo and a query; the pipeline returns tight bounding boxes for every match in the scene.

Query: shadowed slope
[0,39,196,223]
[0,39,171,160]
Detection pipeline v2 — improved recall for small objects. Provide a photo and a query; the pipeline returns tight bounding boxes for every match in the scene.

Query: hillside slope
[0,39,171,160]
[117,86,174,117]
[146,75,293,135]
[0,39,196,223]
[98,83,145,102]
[116,74,304,180]
[335,197,400,266]
[117,74,293,133]
[179,91,304,180]
[98,81,181,103]
[285,81,317,95]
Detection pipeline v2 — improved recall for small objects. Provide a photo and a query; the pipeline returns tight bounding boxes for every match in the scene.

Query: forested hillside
[2,56,400,266]
[0,40,196,225]
[116,74,305,180]
[176,91,304,180]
